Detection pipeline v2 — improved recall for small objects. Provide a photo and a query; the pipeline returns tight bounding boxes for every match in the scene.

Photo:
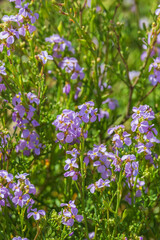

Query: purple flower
[69,232,74,236]
[53,110,81,144]
[12,237,29,240]
[85,232,95,239]
[66,148,80,157]
[18,3,39,25]
[63,82,71,95]
[60,201,83,227]
[0,170,13,182]
[12,93,22,106]
[108,125,125,135]
[132,105,155,120]
[31,120,40,127]
[15,173,29,180]
[53,102,97,145]
[12,191,30,207]
[125,178,145,204]
[149,70,160,86]
[146,124,158,139]
[132,120,149,133]
[98,109,109,121]
[27,208,45,220]
[78,101,97,123]
[0,61,7,76]
[0,186,9,206]
[87,0,91,7]
[15,105,26,118]
[129,71,140,81]
[137,142,153,154]
[2,15,18,23]
[45,34,75,55]
[132,106,144,119]
[87,178,110,193]
[112,132,132,148]
[64,170,81,181]
[64,158,79,171]
[102,98,118,110]
[0,44,4,52]
[59,57,78,72]
[38,51,53,64]
[0,29,19,45]
[27,24,37,34]
[64,152,80,181]
[121,154,136,161]
[125,161,139,177]
[108,124,132,148]
[0,84,6,92]
[59,57,84,80]
[18,25,26,36]
[155,5,160,15]
[71,63,85,80]
[74,84,82,100]
[12,92,42,156]
[27,92,40,105]
[149,57,160,85]
[24,179,36,195]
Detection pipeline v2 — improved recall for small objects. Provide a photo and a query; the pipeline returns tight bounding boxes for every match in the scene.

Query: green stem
[94,224,98,239]
[20,207,25,236]
[112,170,122,238]
[80,138,89,240]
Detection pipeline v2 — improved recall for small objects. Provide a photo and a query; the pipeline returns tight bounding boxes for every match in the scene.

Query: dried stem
[34,225,41,240]
[136,84,158,106]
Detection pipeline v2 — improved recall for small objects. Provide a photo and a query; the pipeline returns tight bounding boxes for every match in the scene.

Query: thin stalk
[112,170,122,238]
[80,138,89,240]
[34,224,41,240]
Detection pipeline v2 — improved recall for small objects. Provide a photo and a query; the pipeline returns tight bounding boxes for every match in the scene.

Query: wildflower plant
[0,0,160,239]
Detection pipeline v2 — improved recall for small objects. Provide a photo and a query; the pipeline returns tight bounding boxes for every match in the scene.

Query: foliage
[0,0,160,239]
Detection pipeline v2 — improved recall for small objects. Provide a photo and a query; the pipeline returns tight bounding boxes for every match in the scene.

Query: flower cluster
[12,92,42,155]
[45,33,75,58]
[141,32,160,61]
[0,130,10,162]
[131,105,159,159]
[78,101,98,123]
[59,57,85,80]
[12,237,29,240]
[0,1,38,54]
[149,57,160,86]
[108,125,132,149]
[0,61,7,92]
[87,178,110,193]
[59,200,83,227]
[53,101,98,145]
[0,170,45,220]
[45,33,84,99]
[122,154,139,178]
[85,147,139,193]
[84,144,112,179]
[125,177,145,205]
[85,104,159,196]
[64,148,81,180]
[53,109,82,144]
[140,16,160,86]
